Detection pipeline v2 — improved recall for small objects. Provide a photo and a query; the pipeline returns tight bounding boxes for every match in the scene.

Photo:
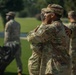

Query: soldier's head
[68,10,76,22]
[42,4,63,22]
[6,11,16,21]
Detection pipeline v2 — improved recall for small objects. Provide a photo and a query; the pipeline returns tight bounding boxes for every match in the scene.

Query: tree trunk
[0,11,7,28]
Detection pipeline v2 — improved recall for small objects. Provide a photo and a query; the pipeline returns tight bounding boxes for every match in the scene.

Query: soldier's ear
[51,13,55,18]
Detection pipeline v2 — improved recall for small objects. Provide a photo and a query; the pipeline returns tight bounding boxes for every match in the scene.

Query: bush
[17,10,27,18]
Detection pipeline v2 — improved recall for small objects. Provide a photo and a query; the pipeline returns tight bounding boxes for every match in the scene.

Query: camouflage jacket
[68,22,76,50]
[27,20,68,50]
[4,19,21,43]
[27,24,44,56]
[27,20,70,74]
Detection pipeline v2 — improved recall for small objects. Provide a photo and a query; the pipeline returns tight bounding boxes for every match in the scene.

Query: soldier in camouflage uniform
[68,11,76,75]
[27,8,51,75]
[39,4,71,75]
[4,12,22,75]
[27,4,71,75]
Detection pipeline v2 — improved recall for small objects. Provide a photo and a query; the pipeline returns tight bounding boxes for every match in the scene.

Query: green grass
[0,17,41,33]
[16,18,41,33]
[0,18,4,32]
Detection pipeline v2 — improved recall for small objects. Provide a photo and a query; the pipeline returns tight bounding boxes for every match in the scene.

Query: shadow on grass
[4,72,29,75]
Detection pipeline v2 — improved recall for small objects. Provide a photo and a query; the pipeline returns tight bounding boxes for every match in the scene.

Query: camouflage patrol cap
[41,7,53,12]
[41,8,46,14]
[6,11,16,16]
[42,4,63,15]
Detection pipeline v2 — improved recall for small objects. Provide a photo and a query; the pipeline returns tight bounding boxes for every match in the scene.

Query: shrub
[17,10,27,18]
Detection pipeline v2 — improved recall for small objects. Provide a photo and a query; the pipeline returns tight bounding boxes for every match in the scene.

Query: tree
[23,0,39,17]
[64,0,76,12]
[0,0,24,27]
[23,0,47,17]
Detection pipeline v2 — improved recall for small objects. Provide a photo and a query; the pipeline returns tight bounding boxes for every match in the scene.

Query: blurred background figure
[68,10,76,75]
[4,11,22,75]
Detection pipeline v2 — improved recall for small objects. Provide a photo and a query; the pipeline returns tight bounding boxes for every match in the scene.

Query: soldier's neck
[70,19,76,23]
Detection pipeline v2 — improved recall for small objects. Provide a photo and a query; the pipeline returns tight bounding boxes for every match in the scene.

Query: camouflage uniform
[27,4,71,75]
[67,11,76,75]
[28,20,71,75]
[27,8,48,75]
[4,18,22,72]
[27,24,44,75]
[68,22,76,75]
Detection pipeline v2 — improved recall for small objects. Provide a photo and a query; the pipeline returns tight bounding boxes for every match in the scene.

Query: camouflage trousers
[4,41,22,72]
[70,50,76,75]
[15,45,22,72]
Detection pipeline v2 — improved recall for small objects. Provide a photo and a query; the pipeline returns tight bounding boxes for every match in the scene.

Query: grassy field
[0,17,69,75]
[16,18,41,33]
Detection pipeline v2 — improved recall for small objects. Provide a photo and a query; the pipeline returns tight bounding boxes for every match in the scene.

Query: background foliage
[22,0,76,17]
[0,0,76,26]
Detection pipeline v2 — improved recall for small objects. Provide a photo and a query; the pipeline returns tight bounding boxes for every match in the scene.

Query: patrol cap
[6,11,16,16]
[41,4,53,13]
[42,4,63,15]
[41,8,46,13]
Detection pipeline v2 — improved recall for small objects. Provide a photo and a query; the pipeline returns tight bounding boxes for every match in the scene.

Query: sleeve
[64,25,72,37]
[27,25,55,44]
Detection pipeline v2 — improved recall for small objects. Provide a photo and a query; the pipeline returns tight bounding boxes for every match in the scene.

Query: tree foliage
[64,0,76,12]
[0,0,76,26]
[0,0,24,26]
[22,0,76,17]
